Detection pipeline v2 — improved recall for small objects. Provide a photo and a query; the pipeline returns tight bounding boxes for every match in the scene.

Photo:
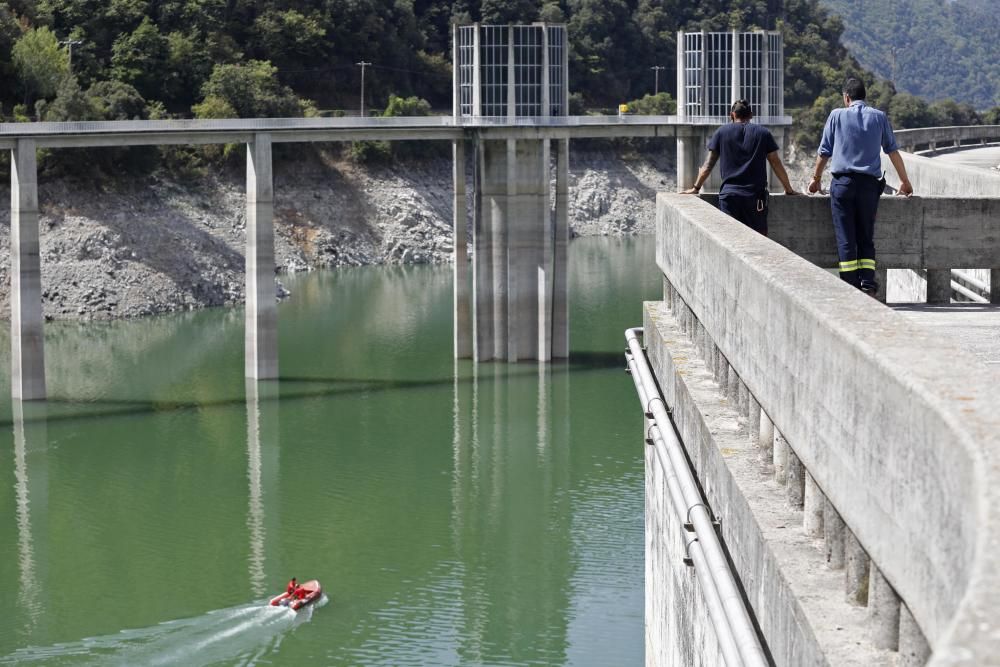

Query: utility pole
[650,65,666,95]
[60,39,83,71]
[356,61,372,116]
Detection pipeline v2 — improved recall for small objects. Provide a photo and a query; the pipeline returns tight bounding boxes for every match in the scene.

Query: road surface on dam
[0,237,658,666]
[892,145,1000,372]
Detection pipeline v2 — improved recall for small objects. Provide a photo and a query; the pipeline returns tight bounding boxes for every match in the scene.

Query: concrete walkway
[893,303,1000,368]
[932,146,1000,171]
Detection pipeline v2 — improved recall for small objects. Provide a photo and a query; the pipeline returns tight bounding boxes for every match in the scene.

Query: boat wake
[1,596,328,666]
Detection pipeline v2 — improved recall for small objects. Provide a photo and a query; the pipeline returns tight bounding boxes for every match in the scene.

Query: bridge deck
[893,303,1000,368]
[0,114,793,148]
[932,145,1000,170]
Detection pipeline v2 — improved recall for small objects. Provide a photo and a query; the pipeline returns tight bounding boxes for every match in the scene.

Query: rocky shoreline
[0,147,677,321]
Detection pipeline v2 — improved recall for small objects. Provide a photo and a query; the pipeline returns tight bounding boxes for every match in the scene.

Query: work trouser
[719,191,769,236]
[829,173,882,288]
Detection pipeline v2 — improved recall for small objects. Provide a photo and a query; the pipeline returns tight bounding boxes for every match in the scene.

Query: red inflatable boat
[269,579,322,611]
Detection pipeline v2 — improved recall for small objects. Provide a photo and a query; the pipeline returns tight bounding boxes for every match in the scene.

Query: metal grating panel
[681,30,783,122]
[455,24,567,120]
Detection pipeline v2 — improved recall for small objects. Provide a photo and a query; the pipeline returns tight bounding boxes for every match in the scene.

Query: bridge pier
[10,139,46,400]
[926,268,952,304]
[245,133,278,379]
[468,136,568,362]
[453,139,472,358]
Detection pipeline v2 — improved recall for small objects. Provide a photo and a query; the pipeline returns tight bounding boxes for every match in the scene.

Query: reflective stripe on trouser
[830,173,881,288]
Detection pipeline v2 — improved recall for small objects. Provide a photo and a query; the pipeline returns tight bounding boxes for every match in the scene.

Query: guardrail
[649,193,1000,665]
[894,125,1000,155]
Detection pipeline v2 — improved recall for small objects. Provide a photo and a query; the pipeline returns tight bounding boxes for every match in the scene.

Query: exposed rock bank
[0,147,676,320]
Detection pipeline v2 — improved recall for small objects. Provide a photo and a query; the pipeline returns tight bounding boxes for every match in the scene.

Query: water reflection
[450,360,573,664]
[245,380,280,597]
[12,401,47,640]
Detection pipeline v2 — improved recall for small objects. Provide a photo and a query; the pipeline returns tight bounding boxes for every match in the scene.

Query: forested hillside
[819,0,1000,110]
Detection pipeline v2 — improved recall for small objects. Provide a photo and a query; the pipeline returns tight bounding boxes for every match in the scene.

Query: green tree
[36,75,96,122]
[625,92,676,115]
[13,26,69,107]
[928,99,981,127]
[111,17,170,101]
[481,0,539,23]
[888,93,937,129]
[193,60,310,118]
[251,9,327,72]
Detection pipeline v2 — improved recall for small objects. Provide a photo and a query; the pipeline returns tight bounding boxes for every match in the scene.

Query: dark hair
[842,77,866,101]
[730,99,752,119]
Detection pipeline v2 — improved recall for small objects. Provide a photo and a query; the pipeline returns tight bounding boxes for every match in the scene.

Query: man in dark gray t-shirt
[682,100,797,236]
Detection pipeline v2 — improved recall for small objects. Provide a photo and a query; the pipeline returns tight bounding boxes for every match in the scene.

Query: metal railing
[625,327,768,667]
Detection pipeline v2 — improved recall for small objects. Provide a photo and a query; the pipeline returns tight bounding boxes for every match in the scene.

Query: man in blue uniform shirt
[808,77,913,296]
[682,99,798,236]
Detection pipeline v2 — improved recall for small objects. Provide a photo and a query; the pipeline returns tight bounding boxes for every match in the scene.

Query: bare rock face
[0,149,674,321]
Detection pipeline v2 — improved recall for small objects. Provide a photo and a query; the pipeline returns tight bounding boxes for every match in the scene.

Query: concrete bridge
[2,112,792,400]
[630,137,1000,665]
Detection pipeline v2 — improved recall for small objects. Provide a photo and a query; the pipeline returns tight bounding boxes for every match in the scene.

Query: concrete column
[501,140,517,359]
[540,26,550,117]
[507,139,545,361]
[758,409,774,467]
[452,24,460,119]
[730,30,740,104]
[453,139,472,359]
[846,528,870,605]
[726,362,740,408]
[774,430,788,484]
[991,268,1000,304]
[676,132,701,191]
[804,472,824,537]
[474,139,505,360]
[715,349,726,386]
[899,603,931,666]
[472,25,481,117]
[10,138,46,400]
[760,30,770,119]
[246,134,278,380]
[869,565,901,651]
[538,139,553,362]
[748,395,761,446]
[699,30,707,116]
[737,379,750,421]
[676,31,686,120]
[926,268,951,304]
[787,447,805,509]
[552,138,570,359]
[506,34,516,119]
[824,497,846,569]
[472,138,492,360]
[875,268,888,304]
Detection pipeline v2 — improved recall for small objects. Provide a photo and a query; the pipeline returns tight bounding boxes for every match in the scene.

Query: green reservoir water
[0,237,658,666]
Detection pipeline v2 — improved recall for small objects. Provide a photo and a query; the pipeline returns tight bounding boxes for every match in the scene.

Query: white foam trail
[0,600,312,666]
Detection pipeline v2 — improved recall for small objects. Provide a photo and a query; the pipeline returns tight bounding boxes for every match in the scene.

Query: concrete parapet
[643,301,890,666]
[702,193,1000,272]
[655,192,1000,664]
[893,126,1000,156]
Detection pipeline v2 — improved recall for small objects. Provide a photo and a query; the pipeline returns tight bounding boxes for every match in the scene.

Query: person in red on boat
[294,584,309,600]
[286,578,297,596]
